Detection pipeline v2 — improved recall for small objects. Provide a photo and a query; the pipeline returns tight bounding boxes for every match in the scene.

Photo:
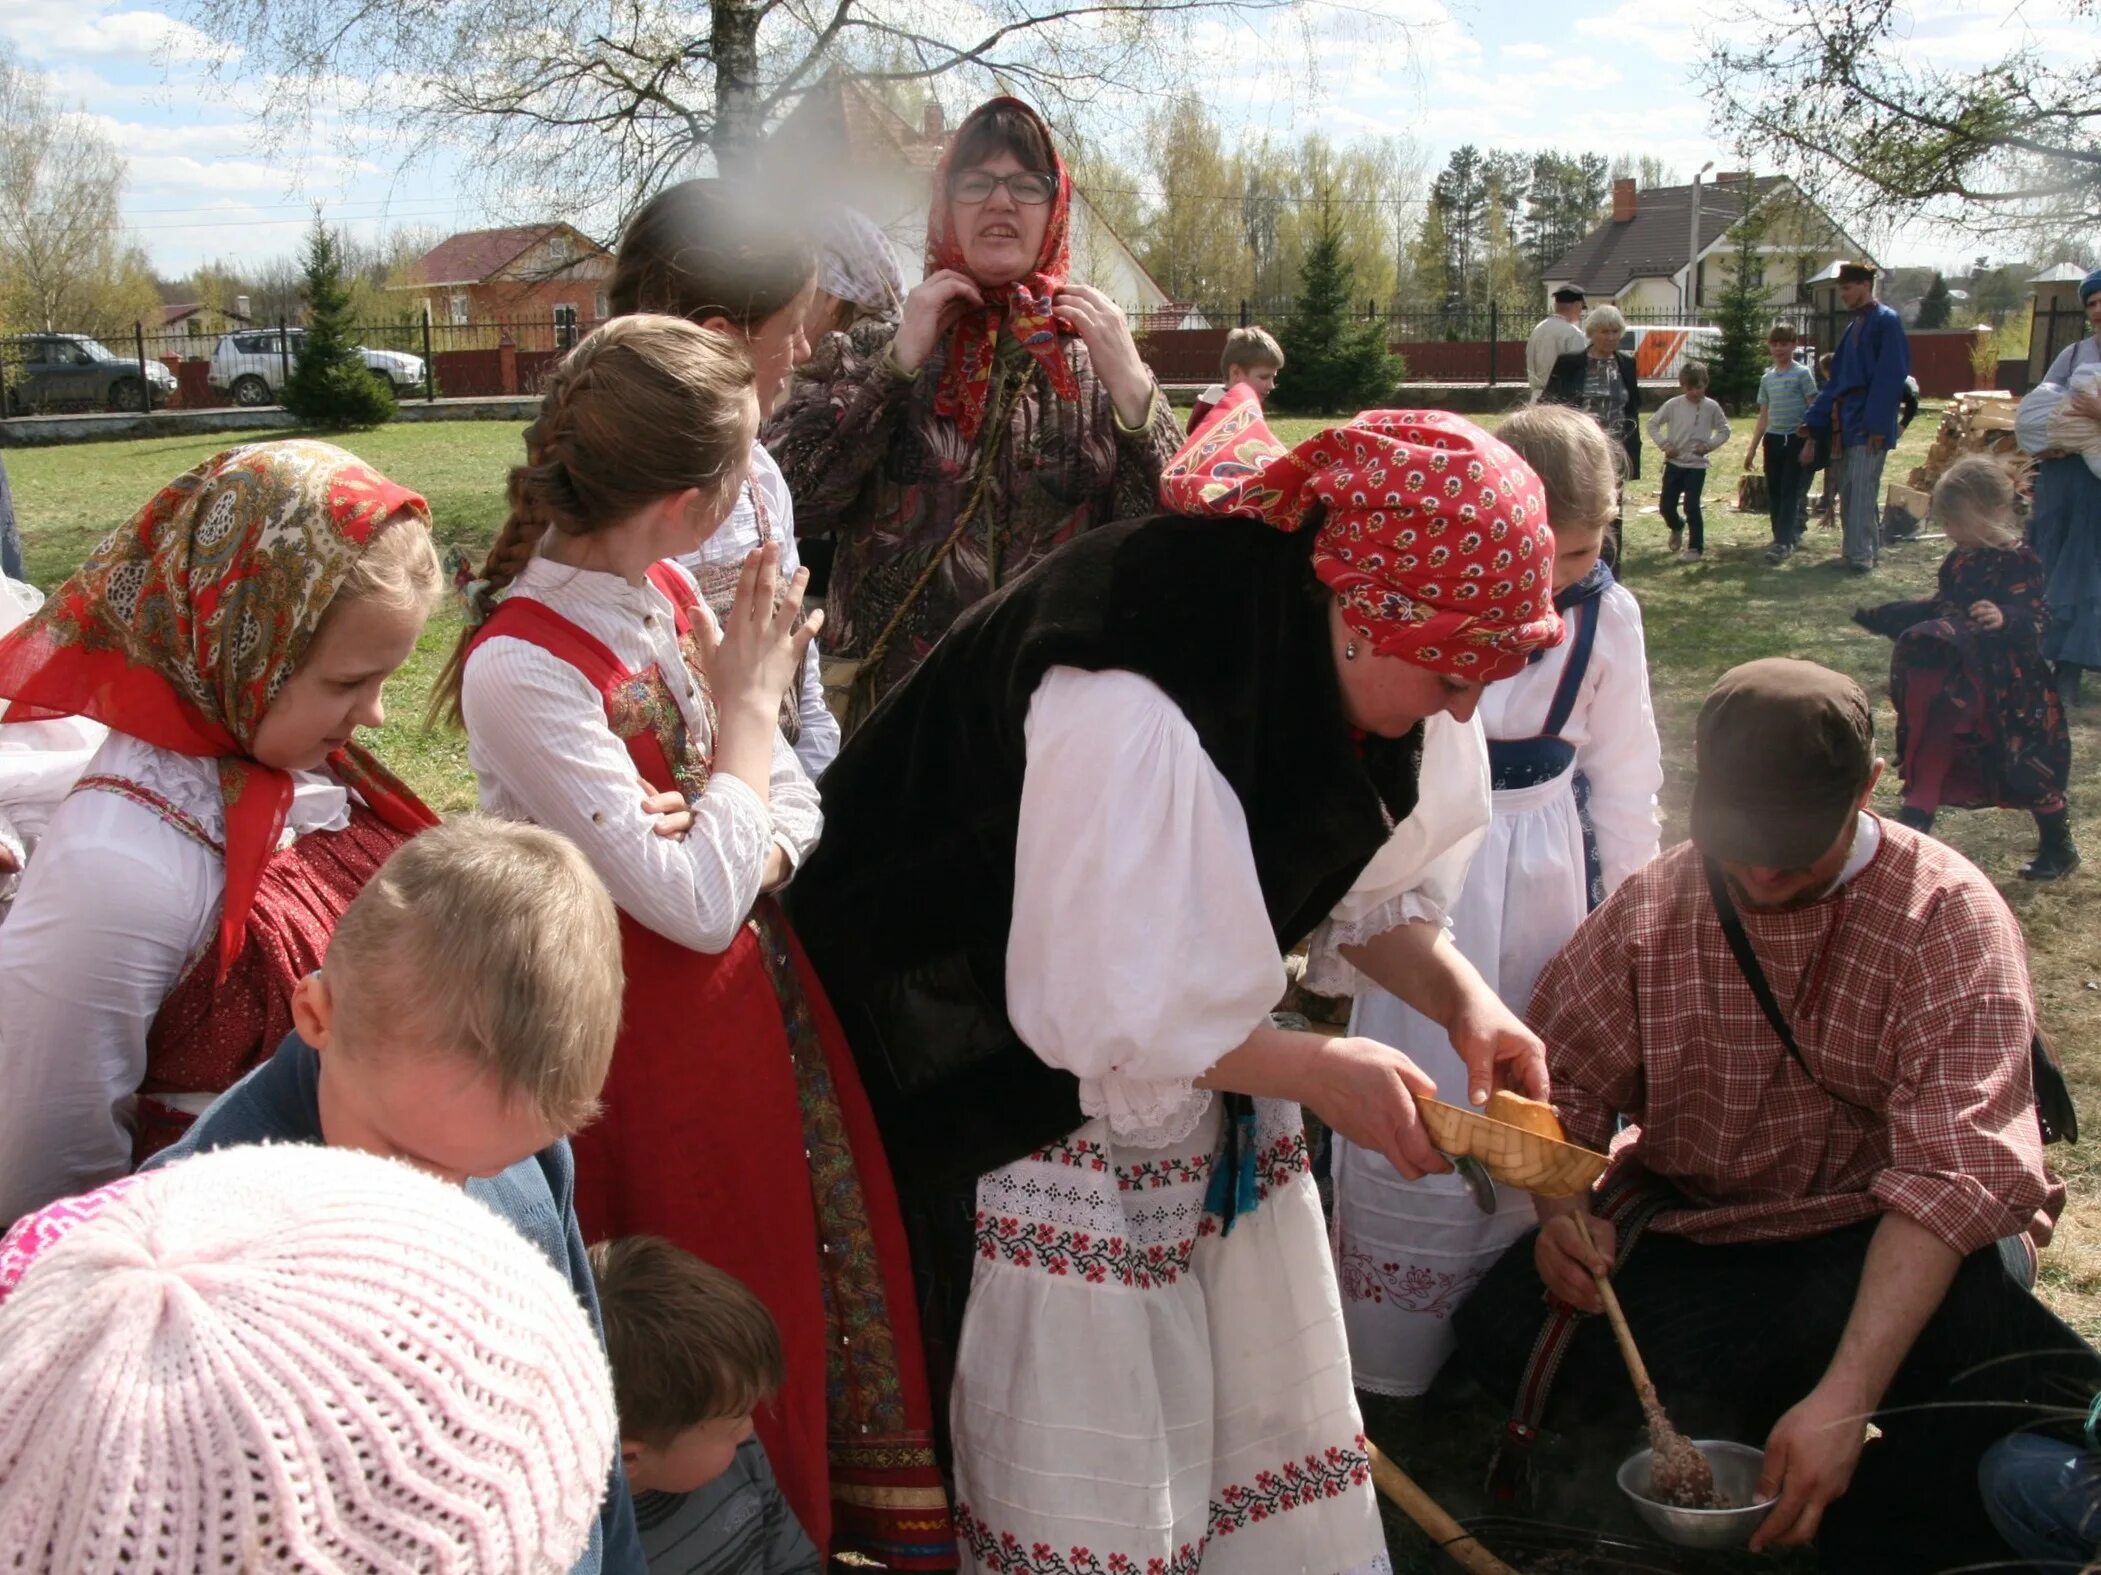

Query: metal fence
[0,316,611,417]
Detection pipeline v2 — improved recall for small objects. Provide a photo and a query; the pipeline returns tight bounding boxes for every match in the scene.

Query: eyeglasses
[949,169,1057,205]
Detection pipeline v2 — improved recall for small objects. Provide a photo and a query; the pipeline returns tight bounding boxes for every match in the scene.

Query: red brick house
[397,224,614,344]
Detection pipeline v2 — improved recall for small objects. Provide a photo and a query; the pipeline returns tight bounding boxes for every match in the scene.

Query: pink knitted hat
[0,1144,619,1574]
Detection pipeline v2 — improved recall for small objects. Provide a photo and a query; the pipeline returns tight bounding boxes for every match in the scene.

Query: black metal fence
[0,316,614,417]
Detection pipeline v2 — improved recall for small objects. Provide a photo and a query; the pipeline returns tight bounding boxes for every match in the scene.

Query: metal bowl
[1616,1440,1776,1549]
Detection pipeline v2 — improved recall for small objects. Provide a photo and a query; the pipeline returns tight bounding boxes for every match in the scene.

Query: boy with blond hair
[144,815,645,1575]
[1187,325,1285,434]
[591,1235,822,1575]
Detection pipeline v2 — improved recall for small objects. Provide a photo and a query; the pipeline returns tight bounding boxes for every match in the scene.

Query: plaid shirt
[1531,824,2056,1255]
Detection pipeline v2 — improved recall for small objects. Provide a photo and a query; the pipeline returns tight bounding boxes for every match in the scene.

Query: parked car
[208,330,426,406]
[1,334,177,415]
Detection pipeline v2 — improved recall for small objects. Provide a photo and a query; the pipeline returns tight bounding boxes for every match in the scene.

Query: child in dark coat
[1855,457,2077,879]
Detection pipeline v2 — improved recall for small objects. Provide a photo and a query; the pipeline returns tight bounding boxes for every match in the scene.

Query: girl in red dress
[0,440,443,1225]
[434,314,954,1569]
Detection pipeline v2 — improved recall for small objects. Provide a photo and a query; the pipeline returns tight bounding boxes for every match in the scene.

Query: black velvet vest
[787,515,1423,1187]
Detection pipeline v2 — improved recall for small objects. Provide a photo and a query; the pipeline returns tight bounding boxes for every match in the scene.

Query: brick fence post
[499,331,518,396]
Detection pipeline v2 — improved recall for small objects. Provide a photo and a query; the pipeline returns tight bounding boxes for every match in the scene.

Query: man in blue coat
[1800,261,1911,572]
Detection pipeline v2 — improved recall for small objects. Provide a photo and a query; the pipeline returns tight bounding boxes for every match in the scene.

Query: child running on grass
[1647,359,1731,561]
[1854,456,2078,880]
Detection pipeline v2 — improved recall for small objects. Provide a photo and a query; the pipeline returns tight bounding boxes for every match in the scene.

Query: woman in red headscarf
[788,389,1565,1572]
[0,441,443,1227]
[769,96,1183,726]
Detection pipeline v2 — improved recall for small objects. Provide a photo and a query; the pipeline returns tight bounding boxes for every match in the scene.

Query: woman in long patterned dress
[2020,267,2101,704]
[1856,456,2075,879]
[0,441,443,1225]
[790,389,1565,1574]
[438,316,954,1569]
[768,96,1182,725]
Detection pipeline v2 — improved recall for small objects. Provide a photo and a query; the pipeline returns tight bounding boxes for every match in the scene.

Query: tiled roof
[1548,177,1816,298]
[414,225,605,286]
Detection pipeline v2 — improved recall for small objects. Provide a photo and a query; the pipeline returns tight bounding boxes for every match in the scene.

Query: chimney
[235,293,251,319]
[923,101,945,142]
[1611,179,1637,224]
[1714,171,1748,186]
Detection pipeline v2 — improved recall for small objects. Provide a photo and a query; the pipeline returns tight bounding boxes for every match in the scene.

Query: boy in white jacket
[1648,360,1732,561]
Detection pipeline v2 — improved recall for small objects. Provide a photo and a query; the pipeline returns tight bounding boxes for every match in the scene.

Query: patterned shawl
[0,440,438,976]
[1161,385,1563,682]
[927,96,1082,443]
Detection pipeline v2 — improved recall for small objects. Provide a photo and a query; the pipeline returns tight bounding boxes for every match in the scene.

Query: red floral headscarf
[927,96,1081,443]
[1162,386,1562,681]
[0,440,439,976]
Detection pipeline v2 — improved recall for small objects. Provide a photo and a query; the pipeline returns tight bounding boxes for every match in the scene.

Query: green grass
[10,409,2094,1569]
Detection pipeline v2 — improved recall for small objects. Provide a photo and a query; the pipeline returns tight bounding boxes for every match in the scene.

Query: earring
[1345,639,1359,662]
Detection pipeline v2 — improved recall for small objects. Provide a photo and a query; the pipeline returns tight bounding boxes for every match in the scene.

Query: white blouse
[675,444,840,779]
[1478,581,1662,890]
[1006,666,1489,1148]
[462,555,823,956]
[0,733,350,1224]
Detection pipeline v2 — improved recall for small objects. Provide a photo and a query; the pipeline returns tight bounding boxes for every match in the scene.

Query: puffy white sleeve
[1575,585,1663,893]
[463,633,783,954]
[762,467,842,780]
[1006,666,1283,1147]
[1299,710,1492,995]
[0,786,216,1224]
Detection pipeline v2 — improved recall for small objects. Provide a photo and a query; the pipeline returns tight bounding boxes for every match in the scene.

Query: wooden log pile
[1893,391,2034,525]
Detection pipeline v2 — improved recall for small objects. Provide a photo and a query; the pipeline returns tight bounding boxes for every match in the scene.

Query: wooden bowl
[1414,1097,1610,1198]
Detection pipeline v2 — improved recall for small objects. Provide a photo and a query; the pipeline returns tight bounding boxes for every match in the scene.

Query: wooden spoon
[1366,1442,1519,1575]
[1570,1214,1718,1507]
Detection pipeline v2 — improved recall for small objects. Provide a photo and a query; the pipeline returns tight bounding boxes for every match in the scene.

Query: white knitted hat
[0,1144,618,1574]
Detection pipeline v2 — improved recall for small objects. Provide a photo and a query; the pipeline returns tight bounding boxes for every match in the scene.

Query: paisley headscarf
[927,96,1082,443]
[1161,385,1563,682]
[0,440,438,976]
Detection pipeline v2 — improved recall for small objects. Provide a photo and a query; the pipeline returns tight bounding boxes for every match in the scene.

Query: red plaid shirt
[1530,823,2056,1255]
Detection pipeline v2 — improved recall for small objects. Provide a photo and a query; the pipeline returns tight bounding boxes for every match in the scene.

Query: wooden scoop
[1366,1443,1518,1575]
[1570,1214,1718,1508]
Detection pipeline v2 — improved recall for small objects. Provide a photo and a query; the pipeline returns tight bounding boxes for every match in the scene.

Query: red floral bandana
[0,440,439,976]
[927,96,1082,443]
[1162,385,1563,681]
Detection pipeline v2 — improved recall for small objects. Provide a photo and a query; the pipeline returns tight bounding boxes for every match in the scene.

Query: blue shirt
[1802,301,1912,448]
[143,1034,649,1575]
[1758,363,1818,437]
[633,1437,820,1575]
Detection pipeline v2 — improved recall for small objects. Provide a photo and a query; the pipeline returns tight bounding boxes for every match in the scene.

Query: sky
[0,0,2085,281]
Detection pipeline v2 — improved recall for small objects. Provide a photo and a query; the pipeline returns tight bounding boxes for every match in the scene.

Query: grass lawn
[9,408,2096,1568]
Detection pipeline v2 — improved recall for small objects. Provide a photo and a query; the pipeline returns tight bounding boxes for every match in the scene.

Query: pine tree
[1917,271,1953,329]
[1711,200,1775,413]
[282,217,395,428]
[1272,197,1403,415]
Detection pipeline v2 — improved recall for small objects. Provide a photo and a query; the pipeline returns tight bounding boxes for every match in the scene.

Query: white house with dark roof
[1545,174,1867,315]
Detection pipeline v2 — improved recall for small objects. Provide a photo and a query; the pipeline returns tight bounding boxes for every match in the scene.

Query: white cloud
[1501,40,1553,59]
[0,0,213,64]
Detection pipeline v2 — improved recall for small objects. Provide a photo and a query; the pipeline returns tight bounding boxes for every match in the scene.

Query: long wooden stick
[1365,1442,1519,1575]
[1572,1212,1653,1395]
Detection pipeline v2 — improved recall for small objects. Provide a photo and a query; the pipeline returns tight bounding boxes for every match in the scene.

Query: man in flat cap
[1800,262,1911,572]
[1528,286,1589,399]
[1454,659,2095,1572]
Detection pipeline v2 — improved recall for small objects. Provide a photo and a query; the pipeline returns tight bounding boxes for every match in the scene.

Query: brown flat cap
[1837,261,1878,283]
[1692,659,1874,869]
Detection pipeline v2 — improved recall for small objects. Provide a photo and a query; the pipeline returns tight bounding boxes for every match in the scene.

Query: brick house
[397,224,615,345]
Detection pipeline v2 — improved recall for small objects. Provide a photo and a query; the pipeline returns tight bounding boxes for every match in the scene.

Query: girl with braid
[432,315,955,1571]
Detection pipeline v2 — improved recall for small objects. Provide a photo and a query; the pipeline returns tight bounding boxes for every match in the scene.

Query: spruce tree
[1273,200,1403,415]
[282,217,395,428]
[1710,200,1775,413]
[1917,271,1953,329]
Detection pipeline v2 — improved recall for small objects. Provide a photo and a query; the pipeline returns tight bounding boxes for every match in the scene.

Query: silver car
[208,330,425,406]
